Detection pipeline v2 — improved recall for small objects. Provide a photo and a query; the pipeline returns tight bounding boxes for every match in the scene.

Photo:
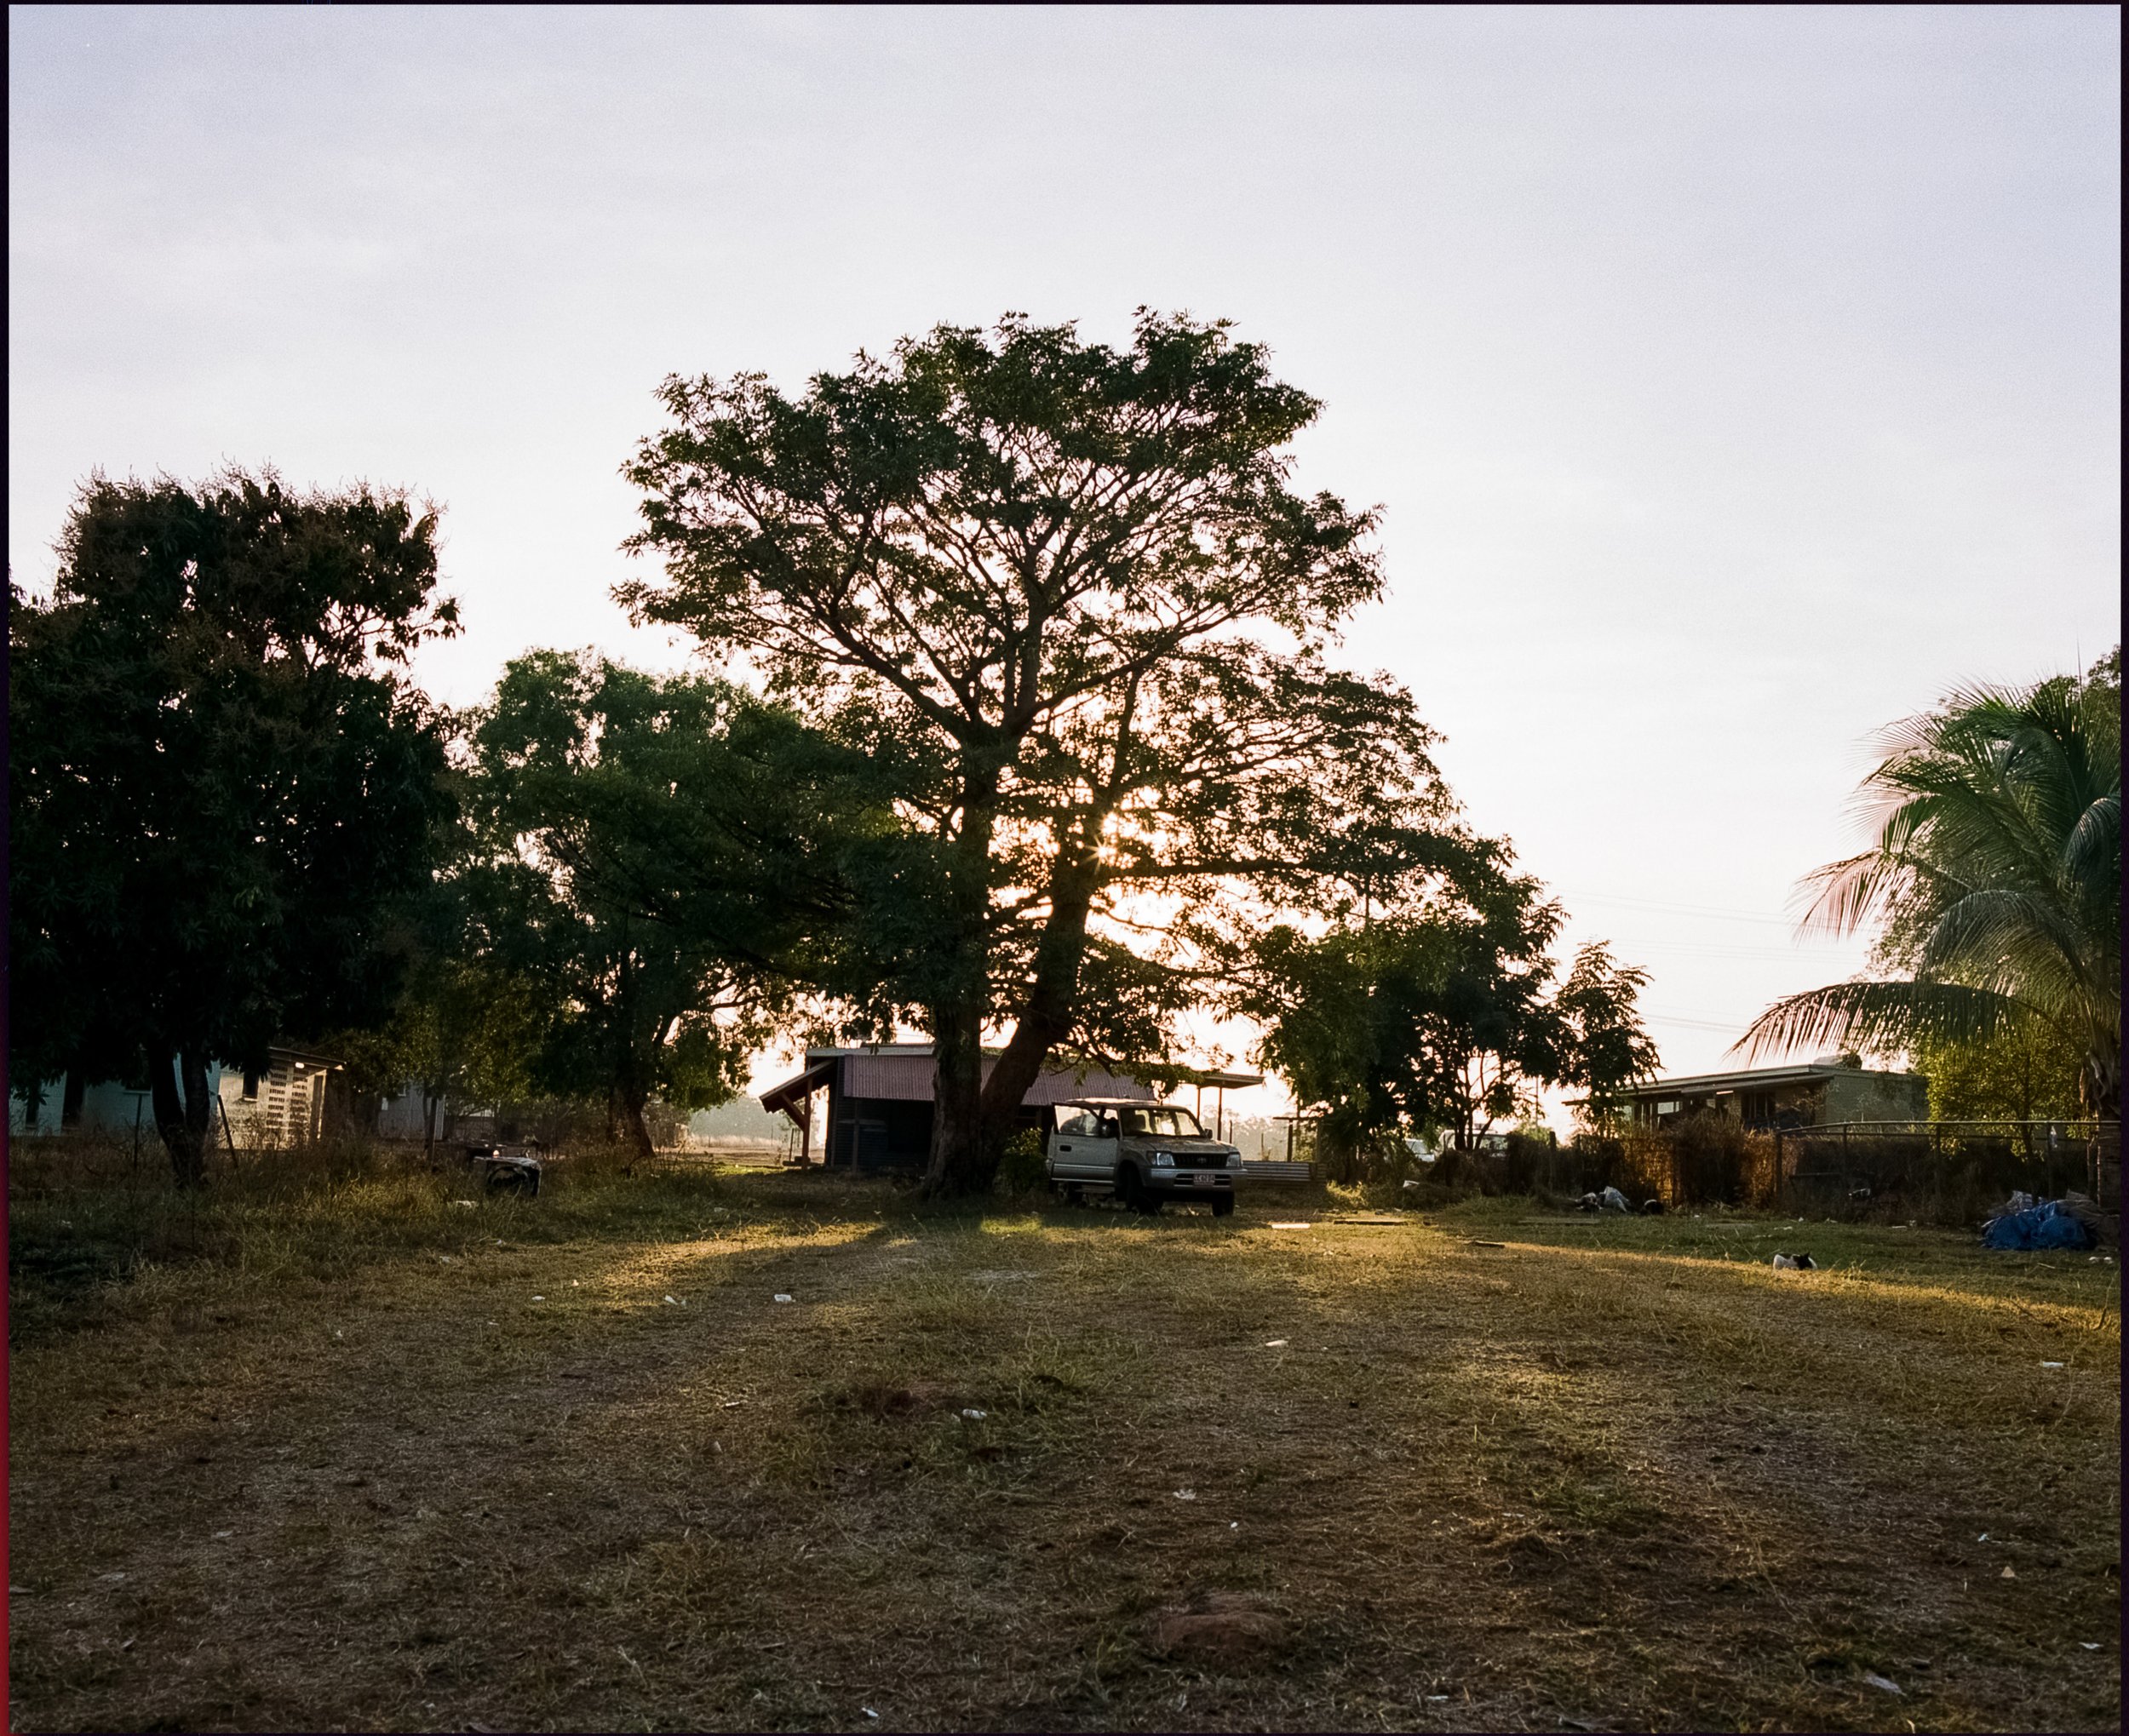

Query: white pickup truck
[1046,1097,1240,1216]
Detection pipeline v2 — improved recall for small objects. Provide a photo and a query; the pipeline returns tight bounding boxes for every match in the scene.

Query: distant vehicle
[1046,1097,1240,1216]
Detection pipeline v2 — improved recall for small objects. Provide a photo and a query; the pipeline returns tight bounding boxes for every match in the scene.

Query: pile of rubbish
[1575,1186,1662,1215]
[464,1142,544,1198]
[1981,1190,2105,1252]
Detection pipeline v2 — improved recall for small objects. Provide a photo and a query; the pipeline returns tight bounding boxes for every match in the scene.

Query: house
[371,1086,493,1146]
[9,1044,345,1147]
[759,1043,1263,1172]
[1589,1057,1928,1132]
[218,1046,342,1146]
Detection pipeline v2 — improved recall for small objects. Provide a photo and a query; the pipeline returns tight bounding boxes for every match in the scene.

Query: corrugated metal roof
[1621,1063,1920,1095]
[835,1050,1156,1104]
[1567,1062,1924,1106]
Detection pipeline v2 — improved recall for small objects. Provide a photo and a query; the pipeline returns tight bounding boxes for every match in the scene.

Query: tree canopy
[9,470,459,1182]
[1912,1023,2086,1125]
[621,311,1449,1192]
[1738,650,2120,1119]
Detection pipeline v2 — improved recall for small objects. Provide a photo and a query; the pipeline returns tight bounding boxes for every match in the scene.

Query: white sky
[10,6,2120,1127]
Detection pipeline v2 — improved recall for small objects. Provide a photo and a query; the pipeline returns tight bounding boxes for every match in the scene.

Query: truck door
[1049,1108,1116,1184]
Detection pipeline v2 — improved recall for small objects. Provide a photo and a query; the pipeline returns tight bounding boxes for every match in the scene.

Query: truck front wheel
[1118,1166,1162,1215]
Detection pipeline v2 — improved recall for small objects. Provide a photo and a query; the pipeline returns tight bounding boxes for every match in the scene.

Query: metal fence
[1772,1120,2120,1219]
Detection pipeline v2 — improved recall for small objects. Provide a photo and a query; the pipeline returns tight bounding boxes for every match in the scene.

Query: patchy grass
[8,1149,2120,1733]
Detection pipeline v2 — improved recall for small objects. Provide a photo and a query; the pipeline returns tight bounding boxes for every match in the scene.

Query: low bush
[993,1126,1049,1198]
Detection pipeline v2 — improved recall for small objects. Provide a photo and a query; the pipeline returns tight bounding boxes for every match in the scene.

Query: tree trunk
[921,754,1007,1197]
[61,1068,87,1128]
[2085,1047,2120,1122]
[617,1084,657,1162]
[977,853,1099,1167]
[150,1044,210,1188]
[924,998,990,1195]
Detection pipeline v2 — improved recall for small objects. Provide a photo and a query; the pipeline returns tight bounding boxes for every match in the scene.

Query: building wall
[9,1078,158,1138]
[219,1055,327,1146]
[376,1086,436,1141]
[1823,1070,1929,1123]
[9,1069,223,1139]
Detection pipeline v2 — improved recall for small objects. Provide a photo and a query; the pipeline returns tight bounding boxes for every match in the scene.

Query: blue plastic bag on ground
[1982,1200,2093,1251]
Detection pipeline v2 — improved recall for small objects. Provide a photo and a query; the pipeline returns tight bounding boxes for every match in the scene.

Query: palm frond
[2063,792,2120,882]
[1732,979,2022,1064]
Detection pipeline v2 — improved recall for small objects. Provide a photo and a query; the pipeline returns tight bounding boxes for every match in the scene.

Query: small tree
[1246,850,1657,1170]
[1554,942,1663,1132]
[9,470,458,1183]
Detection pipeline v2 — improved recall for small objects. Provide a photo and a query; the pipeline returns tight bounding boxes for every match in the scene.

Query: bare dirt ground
[8,1155,2120,1732]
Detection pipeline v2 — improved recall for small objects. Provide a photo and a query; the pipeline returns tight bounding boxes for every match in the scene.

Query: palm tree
[1737,651,2120,1120]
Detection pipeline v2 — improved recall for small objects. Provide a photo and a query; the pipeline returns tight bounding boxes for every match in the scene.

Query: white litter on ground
[772,1293,794,1303]
[1270,1222,1311,1230]
[1174,1488,1196,1501]
[1263,1338,1288,1348]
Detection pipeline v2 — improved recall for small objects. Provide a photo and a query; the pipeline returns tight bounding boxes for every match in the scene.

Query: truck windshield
[1120,1107,1204,1138]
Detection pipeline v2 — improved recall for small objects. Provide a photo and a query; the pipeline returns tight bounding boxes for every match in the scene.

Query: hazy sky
[10,6,2119,1119]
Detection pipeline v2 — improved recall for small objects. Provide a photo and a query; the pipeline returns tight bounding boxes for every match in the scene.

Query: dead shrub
[1664,1116,1752,1206]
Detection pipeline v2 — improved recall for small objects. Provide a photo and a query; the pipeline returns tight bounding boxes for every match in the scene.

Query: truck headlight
[1152,1151,1174,1168]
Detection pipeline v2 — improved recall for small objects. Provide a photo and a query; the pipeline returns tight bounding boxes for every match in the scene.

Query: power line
[1558,890,1822,930]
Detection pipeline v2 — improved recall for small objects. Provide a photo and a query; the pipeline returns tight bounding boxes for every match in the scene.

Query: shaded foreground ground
[8,1154,2121,1732]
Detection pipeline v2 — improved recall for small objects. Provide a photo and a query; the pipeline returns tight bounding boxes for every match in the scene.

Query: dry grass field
[8,1144,2120,1733]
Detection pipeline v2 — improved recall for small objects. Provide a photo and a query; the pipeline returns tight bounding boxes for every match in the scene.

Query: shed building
[760,1044,1162,1172]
